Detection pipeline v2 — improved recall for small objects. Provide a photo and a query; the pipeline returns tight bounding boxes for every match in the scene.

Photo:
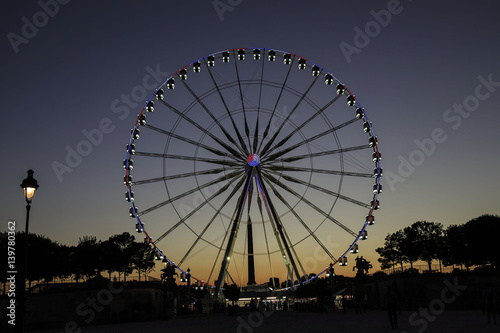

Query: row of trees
[1,231,155,290]
[376,214,500,273]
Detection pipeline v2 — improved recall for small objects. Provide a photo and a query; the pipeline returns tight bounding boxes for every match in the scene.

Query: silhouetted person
[258,299,265,314]
[250,298,257,312]
[482,284,498,325]
[383,286,399,329]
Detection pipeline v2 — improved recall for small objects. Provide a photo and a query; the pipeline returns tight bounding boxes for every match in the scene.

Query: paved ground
[30,309,498,333]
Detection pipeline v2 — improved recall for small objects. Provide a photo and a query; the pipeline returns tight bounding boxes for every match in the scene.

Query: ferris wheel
[123,48,382,297]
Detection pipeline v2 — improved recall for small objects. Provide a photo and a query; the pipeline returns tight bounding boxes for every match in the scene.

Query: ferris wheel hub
[246,154,261,167]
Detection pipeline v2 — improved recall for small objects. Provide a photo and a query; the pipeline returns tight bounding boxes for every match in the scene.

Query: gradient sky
[2,0,499,284]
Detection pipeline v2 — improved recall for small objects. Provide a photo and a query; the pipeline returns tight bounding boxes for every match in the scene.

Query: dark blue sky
[2,0,500,281]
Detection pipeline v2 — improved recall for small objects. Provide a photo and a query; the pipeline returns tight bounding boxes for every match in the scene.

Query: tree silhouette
[377,229,420,271]
[106,232,136,281]
[100,238,120,279]
[400,226,421,269]
[443,224,472,269]
[376,232,404,272]
[74,235,103,280]
[465,214,500,269]
[131,242,156,281]
[410,221,444,272]
[15,233,63,287]
[56,244,75,281]
[377,216,500,274]
[376,222,442,273]
[1,232,74,288]
[0,231,157,289]
[28,234,61,283]
[376,244,396,271]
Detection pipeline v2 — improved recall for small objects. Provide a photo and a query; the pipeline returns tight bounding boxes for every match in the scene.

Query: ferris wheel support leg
[255,169,302,286]
[247,216,256,285]
[214,170,253,299]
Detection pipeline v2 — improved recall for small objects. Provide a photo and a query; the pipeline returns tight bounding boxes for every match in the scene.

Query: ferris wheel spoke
[262,94,343,158]
[135,151,241,167]
[262,117,361,162]
[154,172,245,245]
[252,56,265,154]
[143,124,234,159]
[176,174,249,267]
[232,49,252,151]
[215,75,262,154]
[265,165,373,178]
[255,192,276,288]
[158,99,243,161]
[281,222,307,280]
[209,66,264,135]
[265,178,336,269]
[259,74,321,157]
[132,167,231,186]
[267,203,307,280]
[257,56,295,153]
[205,59,250,156]
[266,169,370,209]
[138,169,243,216]
[180,77,246,157]
[263,172,358,238]
[255,169,302,284]
[214,170,254,295]
[252,117,260,153]
[271,144,371,164]
[268,179,335,274]
[206,186,244,286]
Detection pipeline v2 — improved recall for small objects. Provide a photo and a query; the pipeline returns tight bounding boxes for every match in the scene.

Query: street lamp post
[18,169,39,333]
